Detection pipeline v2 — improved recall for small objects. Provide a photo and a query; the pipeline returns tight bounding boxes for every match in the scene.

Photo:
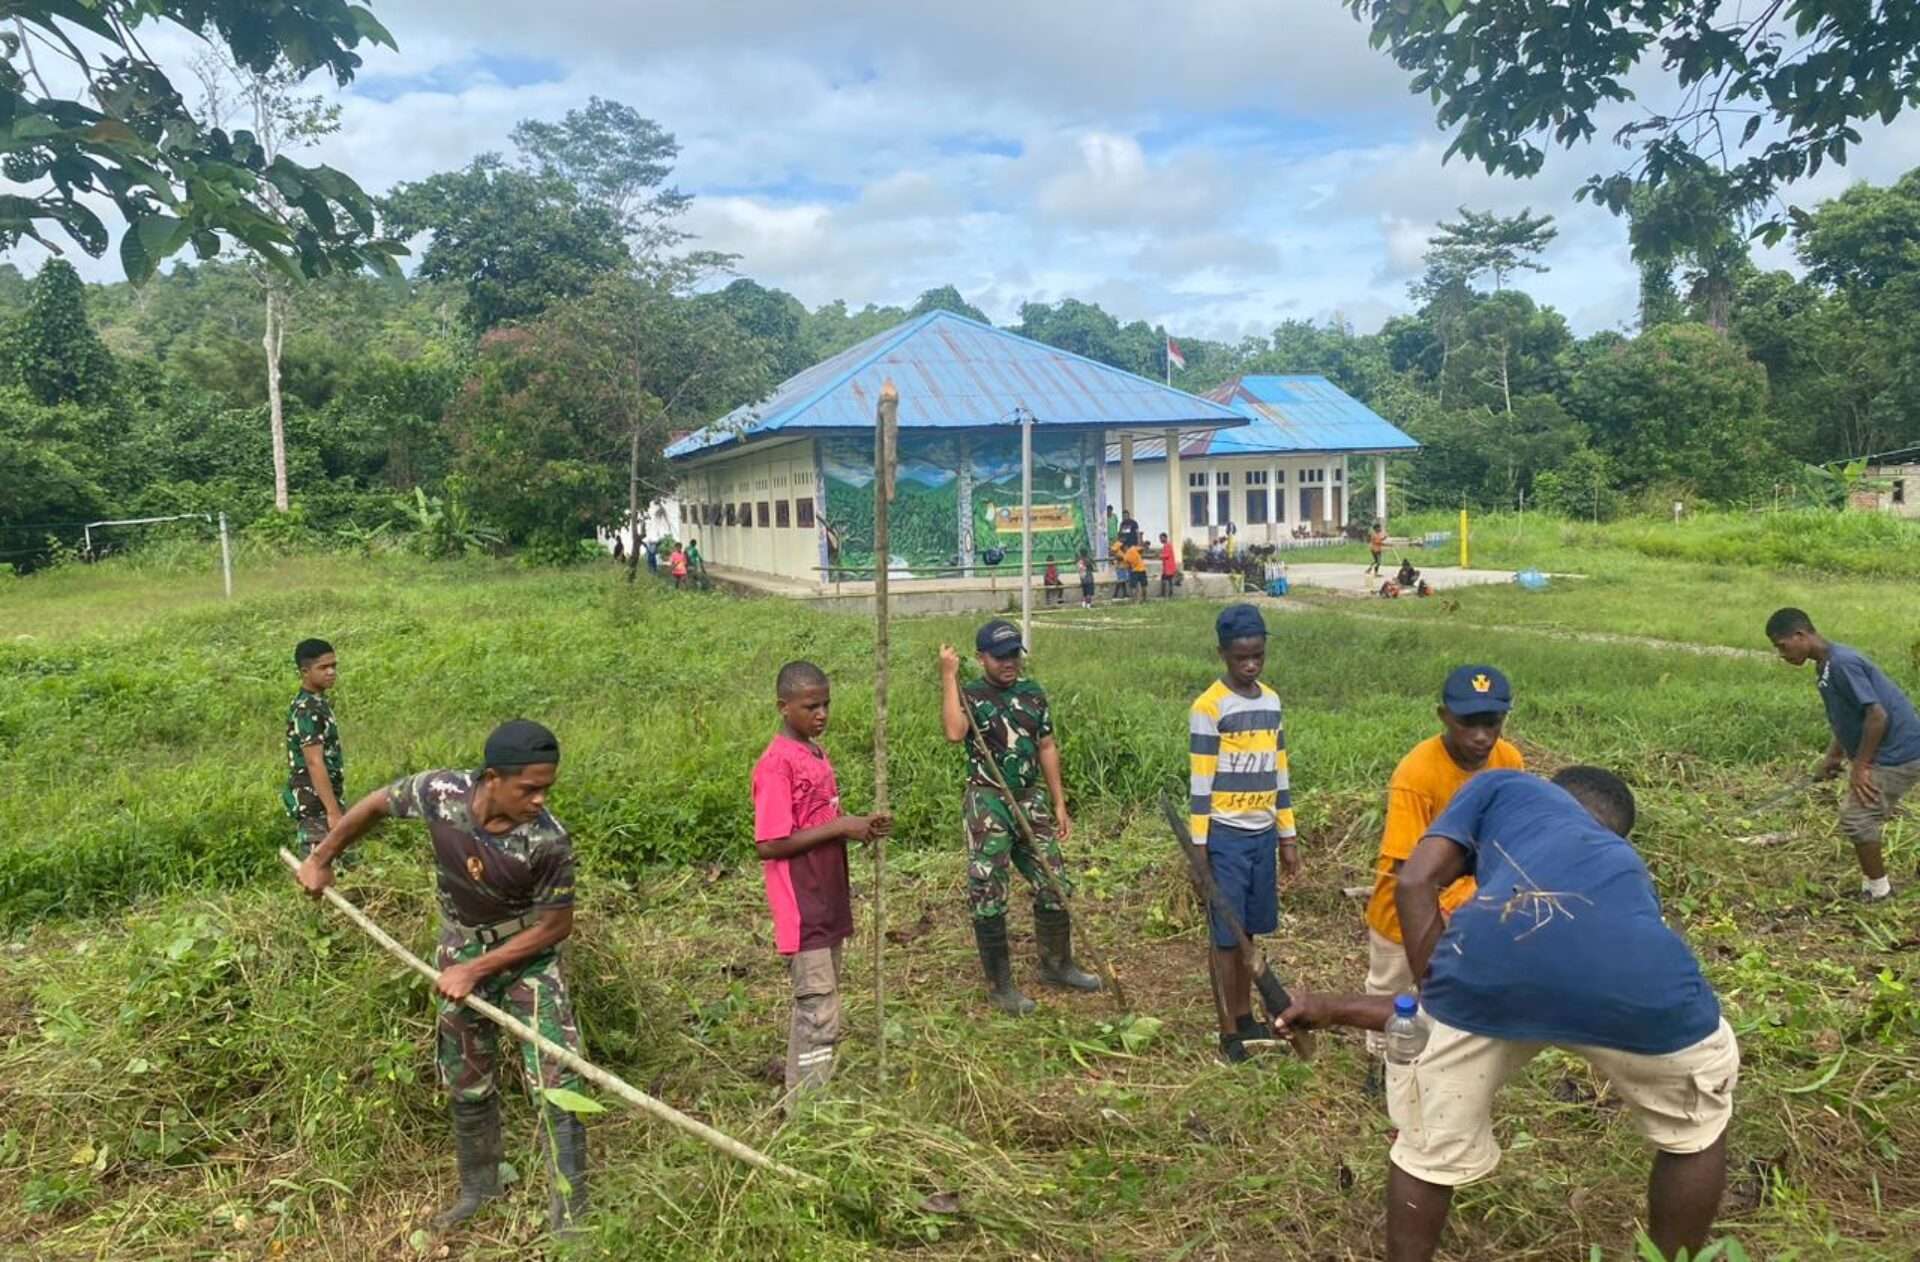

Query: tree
[700,279,810,379]
[1626,172,1749,333]
[7,258,114,405]
[382,157,630,330]
[1347,0,1920,243]
[1428,207,1557,292]
[510,96,693,256]
[191,49,342,512]
[908,285,989,323]
[2,1,404,282]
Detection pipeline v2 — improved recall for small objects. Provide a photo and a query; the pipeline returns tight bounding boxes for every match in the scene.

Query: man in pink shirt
[751,660,892,1095]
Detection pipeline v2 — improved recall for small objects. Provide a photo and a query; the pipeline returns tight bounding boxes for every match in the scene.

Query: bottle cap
[1393,994,1418,1017]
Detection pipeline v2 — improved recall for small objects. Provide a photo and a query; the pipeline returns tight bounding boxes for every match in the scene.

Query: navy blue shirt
[1418,772,1719,1055]
[1818,644,1920,767]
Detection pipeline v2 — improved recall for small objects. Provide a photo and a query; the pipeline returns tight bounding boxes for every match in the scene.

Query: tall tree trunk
[626,418,642,584]
[265,283,289,512]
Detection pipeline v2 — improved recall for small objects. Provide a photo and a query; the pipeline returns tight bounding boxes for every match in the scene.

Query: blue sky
[28,2,1920,339]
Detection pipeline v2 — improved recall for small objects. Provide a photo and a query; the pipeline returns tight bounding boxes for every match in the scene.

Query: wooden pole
[1019,409,1033,654]
[872,380,898,1077]
[277,850,825,1191]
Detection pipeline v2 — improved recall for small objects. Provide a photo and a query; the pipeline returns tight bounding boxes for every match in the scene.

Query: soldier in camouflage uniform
[296,719,588,1237]
[283,639,345,858]
[939,620,1102,1014]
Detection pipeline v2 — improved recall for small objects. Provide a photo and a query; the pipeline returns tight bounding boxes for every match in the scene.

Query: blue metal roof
[1105,375,1418,461]
[665,310,1246,462]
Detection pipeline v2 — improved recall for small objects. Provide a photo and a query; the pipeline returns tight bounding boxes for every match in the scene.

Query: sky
[28,1,1920,339]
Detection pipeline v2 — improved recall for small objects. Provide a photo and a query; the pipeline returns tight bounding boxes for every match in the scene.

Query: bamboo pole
[958,691,1128,1012]
[277,849,826,1192]
[871,381,898,1077]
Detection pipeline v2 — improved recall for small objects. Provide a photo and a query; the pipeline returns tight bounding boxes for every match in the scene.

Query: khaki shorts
[1363,928,1415,1057]
[1838,758,1920,845]
[1388,1016,1739,1187]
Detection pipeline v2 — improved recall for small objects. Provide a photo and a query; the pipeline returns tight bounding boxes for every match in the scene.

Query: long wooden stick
[958,693,1128,1011]
[277,849,826,1191]
[872,381,898,1077]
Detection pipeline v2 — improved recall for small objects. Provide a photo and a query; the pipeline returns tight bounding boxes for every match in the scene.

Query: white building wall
[1106,454,1357,547]
[668,439,822,581]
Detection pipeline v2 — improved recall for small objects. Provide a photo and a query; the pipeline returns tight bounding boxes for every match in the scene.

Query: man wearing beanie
[296,719,588,1237]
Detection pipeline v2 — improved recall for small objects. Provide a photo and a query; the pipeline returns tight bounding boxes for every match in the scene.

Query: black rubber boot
[430,1097,502,1231]
[973,915,1036,1015]
[1033,904,1102,992]
[544,1104,589,1237]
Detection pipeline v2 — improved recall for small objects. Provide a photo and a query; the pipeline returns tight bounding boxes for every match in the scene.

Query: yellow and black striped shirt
[1188,679,1294,843]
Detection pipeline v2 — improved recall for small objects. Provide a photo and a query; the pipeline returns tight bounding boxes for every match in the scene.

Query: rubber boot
[1033,904,1102,991]
[544,1104,589,1237]
[429,1096,502,1230]
[972,915,1036,1015]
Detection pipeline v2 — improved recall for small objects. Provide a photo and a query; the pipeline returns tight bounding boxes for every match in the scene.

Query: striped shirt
[1188,679,1294,843]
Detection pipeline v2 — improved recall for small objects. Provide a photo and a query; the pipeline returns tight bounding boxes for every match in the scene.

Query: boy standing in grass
[669,543,688,588]
[1159,533,1178,598]
[1361,665,1522,1085]
[1767,607,1920,903]
[940,621,1102,1014]
[283,638,344,858]
[1077,549,1096,608]
[1189,603,1300,1062]
[1367,520,1386,576]
[1125,539,1148,602]
[752,661,892,1094]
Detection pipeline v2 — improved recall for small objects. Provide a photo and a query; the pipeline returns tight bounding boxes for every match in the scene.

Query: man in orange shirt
[1363,665,1523,1079]
[1124,541,1148,603]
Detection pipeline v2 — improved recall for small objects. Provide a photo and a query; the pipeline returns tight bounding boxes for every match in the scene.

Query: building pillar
[1164,428,1183,547]
[1340,456,1351,528]
[1374,455,1387,527]
[956,434,974,578]
[1270,462,1281,539]
[1120,433,1137,527]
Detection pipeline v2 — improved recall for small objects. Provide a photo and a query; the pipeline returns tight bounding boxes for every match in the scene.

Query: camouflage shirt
[282,689,344,821]
[962,678,1054,794]
[387,769,576,928]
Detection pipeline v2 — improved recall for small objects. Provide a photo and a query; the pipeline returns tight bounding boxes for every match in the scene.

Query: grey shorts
[1839,758,1920,844]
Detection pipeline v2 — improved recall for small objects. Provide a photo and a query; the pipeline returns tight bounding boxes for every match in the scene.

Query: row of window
[1186,467,1344,488]
[1187,486,1340,527]
[691,498,817,529]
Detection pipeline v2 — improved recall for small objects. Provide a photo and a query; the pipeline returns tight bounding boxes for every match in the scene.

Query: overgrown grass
[1,546,1917,1259]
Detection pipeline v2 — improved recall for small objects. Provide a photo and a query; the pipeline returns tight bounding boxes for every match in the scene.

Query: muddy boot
[430,1096,502,1231]
[1033,904,1102,992]
[973,914,1035,1015]
[544,1104,589,1237]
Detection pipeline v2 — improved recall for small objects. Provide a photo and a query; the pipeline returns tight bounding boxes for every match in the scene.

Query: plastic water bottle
[1383,994,1429,1065]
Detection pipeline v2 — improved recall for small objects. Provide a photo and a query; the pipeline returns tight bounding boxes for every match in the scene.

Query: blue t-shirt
[1819,645,1920,767]
[1418,772,1719,1055]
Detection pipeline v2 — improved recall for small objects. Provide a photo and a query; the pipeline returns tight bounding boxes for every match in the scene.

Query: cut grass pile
[1,543,1917,1259]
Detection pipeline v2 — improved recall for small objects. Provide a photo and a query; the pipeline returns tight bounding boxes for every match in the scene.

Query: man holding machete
[940,620,1102,1015]
[295,719,589,1237]
[1188,603,1301,1063]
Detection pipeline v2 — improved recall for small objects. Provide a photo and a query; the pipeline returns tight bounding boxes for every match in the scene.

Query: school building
[1104,375,1419,547]
[662,310,1252,586]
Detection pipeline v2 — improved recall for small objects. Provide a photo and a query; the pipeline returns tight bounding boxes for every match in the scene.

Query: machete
[1159,792,1314,1058]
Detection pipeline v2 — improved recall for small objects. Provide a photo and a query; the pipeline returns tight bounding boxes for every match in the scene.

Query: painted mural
[821,430,1099,576]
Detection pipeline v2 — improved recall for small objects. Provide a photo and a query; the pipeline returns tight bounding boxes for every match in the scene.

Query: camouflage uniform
[962,678,1071,919]
[282,689,343,857]
[385,769,584,1102]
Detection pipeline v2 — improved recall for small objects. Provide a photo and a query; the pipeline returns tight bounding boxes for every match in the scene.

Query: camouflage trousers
[292,817,329,859]
[964,785,1071,920]
[434,925,583,1103]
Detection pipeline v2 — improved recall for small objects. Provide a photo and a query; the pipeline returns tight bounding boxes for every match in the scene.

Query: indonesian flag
[1166,336,1186,372]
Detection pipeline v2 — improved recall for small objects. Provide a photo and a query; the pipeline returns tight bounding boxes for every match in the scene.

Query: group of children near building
[280,596,1919,1253]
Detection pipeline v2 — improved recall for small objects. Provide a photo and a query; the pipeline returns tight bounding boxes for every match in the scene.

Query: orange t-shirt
[1365,734,1524,942]
[1124,545,1146,574]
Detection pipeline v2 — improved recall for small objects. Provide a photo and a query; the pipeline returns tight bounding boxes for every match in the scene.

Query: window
[739,501,753,528]
[724,503,737,527]
[1246,470,1268,486]
[1300,468,1326,485]
[1217,489,1231,525]
[796,497,816,527]
[1274,468,1286,483]
[1245,489,1269,525]
[1896,479,1907,506]
[1335,467,1344,483]
[1189,492,1209,527]
[776,500,792,528]
[756,501,771,528]
[1214,471,1231,485]
[1188,472,1208,488]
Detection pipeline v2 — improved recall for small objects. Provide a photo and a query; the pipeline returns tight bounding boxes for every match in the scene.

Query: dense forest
[6,95,1920,571]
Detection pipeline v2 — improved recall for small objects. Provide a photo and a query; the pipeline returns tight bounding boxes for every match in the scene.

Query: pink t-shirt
[751,733,851,955]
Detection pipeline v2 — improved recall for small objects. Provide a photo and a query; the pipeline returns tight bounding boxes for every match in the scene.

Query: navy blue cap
[976,619,1024,657]
[1442,665,1512,716]
[1215,603,1268,645]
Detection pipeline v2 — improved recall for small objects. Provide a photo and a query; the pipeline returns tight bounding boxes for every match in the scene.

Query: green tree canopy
[6,258,114,405]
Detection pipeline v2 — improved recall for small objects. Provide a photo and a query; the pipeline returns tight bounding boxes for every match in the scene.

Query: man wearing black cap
[1360,666,1523,1082]
[940,620,1102,1014]
[296,719,589,1237]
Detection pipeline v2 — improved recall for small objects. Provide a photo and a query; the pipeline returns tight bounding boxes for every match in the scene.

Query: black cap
[975,619,1024,657]
[483,719,561,770]
[1215,603,1268,645]
[1442,665,1512,717]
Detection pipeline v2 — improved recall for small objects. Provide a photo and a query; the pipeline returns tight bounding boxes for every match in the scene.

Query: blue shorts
[1204,821,1279,948]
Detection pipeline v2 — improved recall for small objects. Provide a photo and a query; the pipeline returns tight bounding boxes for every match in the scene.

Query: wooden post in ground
[872,380,899,1076]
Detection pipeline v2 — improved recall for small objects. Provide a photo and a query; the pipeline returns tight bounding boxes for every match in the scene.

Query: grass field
[2,527,1918,1260]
